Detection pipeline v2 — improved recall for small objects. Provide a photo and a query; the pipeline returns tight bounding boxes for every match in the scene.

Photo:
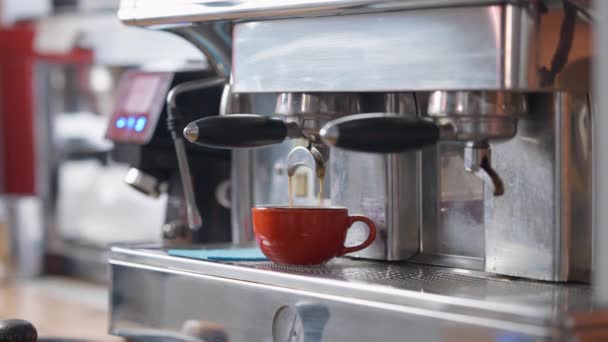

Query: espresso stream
[288,175,324,207]
[288,176,293,207]
[317,177,324,205]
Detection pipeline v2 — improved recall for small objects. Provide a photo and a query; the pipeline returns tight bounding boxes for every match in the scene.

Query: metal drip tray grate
[113,247,594,316]
[224,258,593,311]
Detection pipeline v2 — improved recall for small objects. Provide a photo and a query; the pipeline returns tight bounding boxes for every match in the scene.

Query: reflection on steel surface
[109,247,599,341]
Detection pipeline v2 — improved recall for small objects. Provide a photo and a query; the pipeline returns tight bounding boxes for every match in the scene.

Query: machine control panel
[105,71,174,144]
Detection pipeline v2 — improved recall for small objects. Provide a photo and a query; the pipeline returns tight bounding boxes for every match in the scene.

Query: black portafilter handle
[183,114,290,149]
[0,319,37,342]
[319,113,441,153]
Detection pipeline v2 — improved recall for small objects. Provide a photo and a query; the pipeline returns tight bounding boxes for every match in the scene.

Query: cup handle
[339,215,377,255]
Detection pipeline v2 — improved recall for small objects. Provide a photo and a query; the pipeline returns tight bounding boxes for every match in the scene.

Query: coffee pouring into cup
[183,93,378,264]
[253,145,376,265]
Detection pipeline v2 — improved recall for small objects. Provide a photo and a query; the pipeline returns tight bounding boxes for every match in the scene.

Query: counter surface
[0,277,122,341]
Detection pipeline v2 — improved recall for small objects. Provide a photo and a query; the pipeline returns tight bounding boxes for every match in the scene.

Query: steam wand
[166,77,226,230]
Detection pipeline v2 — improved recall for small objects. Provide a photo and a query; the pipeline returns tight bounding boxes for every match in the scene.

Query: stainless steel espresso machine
[109,1,604,341]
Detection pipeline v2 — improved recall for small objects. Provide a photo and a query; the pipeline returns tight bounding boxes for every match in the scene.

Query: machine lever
[319,113,440,153]
[184,114,300,149]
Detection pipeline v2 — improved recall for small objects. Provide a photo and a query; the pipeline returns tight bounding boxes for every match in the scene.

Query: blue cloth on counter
[168,247,268,261]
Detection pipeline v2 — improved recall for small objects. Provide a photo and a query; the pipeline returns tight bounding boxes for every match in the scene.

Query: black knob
[320,113,440,153]
[183,114,289,149]
[0,319,37,342]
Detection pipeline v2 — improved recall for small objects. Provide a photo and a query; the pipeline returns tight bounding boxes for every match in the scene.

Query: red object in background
[0,22,93,195]
[252,207,377,265]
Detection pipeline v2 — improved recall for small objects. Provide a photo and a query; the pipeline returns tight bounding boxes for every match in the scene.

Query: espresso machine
[109,1,605,341]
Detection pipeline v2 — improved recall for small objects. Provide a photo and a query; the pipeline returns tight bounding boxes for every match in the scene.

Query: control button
[126,117,136,130]
[273,302,330,342]
[115,117,127,129]
[134,117,147,132]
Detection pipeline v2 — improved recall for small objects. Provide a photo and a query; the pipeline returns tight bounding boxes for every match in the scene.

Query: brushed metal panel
[110,263,544,341]
[418,143,486,269]
[231,5,590,93]
[485,93,592,282]
[233,6,514,92]
[332,94,420,260]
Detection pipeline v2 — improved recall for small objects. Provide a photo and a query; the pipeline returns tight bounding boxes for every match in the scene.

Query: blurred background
[0,1,205,339]
[0,1,606,341]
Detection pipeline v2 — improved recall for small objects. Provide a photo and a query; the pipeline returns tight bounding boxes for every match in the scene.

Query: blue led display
[134,117,147,132]
[115,117,127,129]
[126,117,136,130]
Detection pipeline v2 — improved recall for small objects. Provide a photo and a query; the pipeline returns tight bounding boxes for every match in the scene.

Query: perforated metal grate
[229,258,593,310]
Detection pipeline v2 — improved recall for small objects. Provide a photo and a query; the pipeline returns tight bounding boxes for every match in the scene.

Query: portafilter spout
[287,145,327,180]
[427,91,526,196]
[463,142,504,196]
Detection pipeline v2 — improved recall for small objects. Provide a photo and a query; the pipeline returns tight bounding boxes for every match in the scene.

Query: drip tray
[111,245,592,316]
[109,245,601,341]
[223,260,592,309]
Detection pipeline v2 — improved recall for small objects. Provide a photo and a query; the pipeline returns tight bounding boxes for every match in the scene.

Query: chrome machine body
[110,1,603,341]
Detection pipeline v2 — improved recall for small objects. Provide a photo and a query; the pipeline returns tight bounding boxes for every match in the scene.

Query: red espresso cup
[252,206,377,265]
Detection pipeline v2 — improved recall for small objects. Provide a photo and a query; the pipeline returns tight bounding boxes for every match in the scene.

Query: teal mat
[168,247,268,261]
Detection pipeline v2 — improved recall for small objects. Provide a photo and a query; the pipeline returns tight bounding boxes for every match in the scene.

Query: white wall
[35,12,205,66]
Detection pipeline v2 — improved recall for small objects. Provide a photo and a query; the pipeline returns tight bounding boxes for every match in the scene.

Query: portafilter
[320,91,528,196]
